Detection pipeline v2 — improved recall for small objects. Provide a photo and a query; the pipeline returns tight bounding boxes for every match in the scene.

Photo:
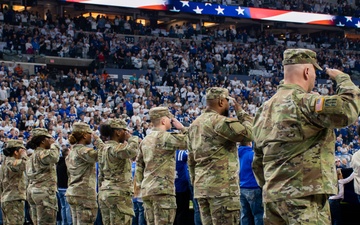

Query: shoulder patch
[324,99,337,107]
[315,97,324,113]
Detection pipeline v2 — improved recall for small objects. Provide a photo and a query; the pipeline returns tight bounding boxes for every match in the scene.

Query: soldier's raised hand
[233,100,242,113]
[171,118,185,130]
[19,148,27,158]
[326,68,343,80]
[124,130,132,141]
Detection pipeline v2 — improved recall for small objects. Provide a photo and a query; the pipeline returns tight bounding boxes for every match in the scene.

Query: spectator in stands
[238,141,264,225]
[350,128,360,203]
[174,150,192,225]
[57,147,72,225]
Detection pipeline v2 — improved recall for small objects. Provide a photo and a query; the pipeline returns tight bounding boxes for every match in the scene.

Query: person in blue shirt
[238,141,264,225]
[131,160,146,225]
[175,150,202,225]
[174,150,191,225]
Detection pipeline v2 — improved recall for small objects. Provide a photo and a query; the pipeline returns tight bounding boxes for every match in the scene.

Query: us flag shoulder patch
[315,97,324,112]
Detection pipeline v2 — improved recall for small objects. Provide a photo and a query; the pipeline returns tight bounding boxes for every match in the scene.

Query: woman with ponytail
[26,128,60,225]
[0,140,28,225]
[65,122,98,225]
[94,118,139,225]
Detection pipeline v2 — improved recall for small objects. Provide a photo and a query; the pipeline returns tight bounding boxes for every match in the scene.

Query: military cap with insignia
[31,128,52,138]
[72,122,93,133]
[282,48,322,70]
[107,118,128,130]
[149,107,174,121]
[206,87,235,101]
[6,139,26,149]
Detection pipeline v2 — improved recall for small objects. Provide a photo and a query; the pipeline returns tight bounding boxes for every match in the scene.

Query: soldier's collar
[278,83,307,93]
[152,127,163,132]
[106,140,119,144]
[204,109,218,114]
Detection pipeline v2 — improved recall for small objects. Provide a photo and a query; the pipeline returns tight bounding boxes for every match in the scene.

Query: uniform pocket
[158,195,177,209]
[43,190,58,210]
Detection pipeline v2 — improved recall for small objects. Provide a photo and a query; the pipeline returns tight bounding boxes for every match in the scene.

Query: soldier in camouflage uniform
[136,107,187,225]
[252,48,360,225]
[25,128,60,225]
[0,140,28,225]
[187,87,253,225]
[66,122,98,225]
[94,118,139,225]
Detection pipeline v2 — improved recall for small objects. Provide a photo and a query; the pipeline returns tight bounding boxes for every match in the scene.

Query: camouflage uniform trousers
[98,191,134,225]
[1,200,25,225]
[264,194,331,225]
[67,196,98,225]
[197,196,240,225]
[143,195,176,225]
[27,188,58,225]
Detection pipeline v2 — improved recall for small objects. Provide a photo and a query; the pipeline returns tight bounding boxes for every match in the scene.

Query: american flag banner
[61,0,168,10]
[168,0,360,28]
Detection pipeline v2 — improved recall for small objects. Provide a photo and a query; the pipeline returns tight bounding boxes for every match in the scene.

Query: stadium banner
[59,0,168,10]
[168,0,360,29]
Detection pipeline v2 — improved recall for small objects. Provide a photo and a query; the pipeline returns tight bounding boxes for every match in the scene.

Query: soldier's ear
[303,67,310,80]
[218,98,224,107]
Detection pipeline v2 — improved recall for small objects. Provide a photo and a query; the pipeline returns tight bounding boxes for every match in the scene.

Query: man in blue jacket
[238,141,264,225]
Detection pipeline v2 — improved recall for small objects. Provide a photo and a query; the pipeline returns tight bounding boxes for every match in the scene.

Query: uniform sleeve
[40,144,60,165]
[179,127,189,134]
[7,157,28,172]
[163,132,188,151]
[94,136,105,150]
[213,113,253,143]
[97,163,104,189]
[188,150,195,186]
[252,143,265,188]
[300,74,360,129]
[77,146,98,163]
[0,166,3,197]
[111,136,139,159]
[135,142,145,191]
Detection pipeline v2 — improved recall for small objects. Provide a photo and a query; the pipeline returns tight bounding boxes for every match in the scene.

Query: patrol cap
[206,87,235,101]
[149,107,174,121]
[6,139,26,149]
[72,122,93,133]
[108,118,128,130]
[32,128,52,138]
[282,48,322,70]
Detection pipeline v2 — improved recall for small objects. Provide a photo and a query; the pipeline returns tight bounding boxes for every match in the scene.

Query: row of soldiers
[1,48,360,225]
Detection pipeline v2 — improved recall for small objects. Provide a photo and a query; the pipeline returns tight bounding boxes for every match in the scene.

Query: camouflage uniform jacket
[66,144,98,200]
[96,136,139,193]
[187,109,253,198]
[136,128,187,198]
[253,73,360,203]
[1,156,28,202]
[26,145,59,192]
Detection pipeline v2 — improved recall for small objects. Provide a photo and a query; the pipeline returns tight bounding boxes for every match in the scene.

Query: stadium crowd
[0,7,360,75]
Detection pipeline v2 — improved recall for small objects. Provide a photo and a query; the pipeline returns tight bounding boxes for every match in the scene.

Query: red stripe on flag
[64,0,89,2]
[308,20,334,25]
[249,7,289,19]
[139,5,166,10]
